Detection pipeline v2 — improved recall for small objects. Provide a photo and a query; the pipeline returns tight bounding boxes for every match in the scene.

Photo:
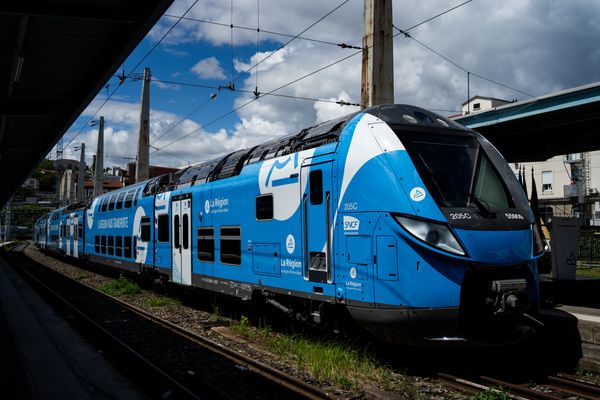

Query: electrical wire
[392,25,535,98]
[62,0,201,151]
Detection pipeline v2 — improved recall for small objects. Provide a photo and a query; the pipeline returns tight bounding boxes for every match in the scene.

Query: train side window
[182,214,189,249]
[124,191,134,208]
[141,216,151,242]
[310,170,323,205]
[116,192,125,209]
[133,189,140,206]
[256,194,273,220]
[124,236,132,258]
[108,195,116,211]
[101,198,108,212]
[108,236,114,255]
[78,223,83,239]
[157,214,169,242]
[197,228,214,262]
[220,226,241,265]
[95,236,100,253]
[115,236,122,257]
[101,236,107,254]
[174,215,180,249]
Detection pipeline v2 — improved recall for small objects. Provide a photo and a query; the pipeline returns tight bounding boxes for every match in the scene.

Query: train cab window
[101,236,107,254]
[124,191,134,208]
[157,214,169,242]
[141,216,151,242]
[256,194,273,220]
[220,227,241,265]
[115,236,122,257]
[124,236,132,258]
[108,236,114,255]
[197,227,214,262]
[309,170,323,205]
[108,195,116,211]
[116,192,125,209]
[95,236,100,253]
[183,214,189,249]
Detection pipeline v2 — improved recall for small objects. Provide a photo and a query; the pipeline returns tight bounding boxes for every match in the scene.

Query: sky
[53,0,600,171]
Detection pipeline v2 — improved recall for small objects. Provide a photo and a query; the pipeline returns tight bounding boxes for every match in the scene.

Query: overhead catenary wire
[151,1,474,158]
[61,0,201,151]
[392,24,535,98]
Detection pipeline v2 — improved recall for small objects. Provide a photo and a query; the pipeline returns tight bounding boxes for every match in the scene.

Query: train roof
[141,104,471,195]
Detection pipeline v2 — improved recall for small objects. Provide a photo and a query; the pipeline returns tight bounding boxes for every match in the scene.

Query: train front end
[337,105,543,345]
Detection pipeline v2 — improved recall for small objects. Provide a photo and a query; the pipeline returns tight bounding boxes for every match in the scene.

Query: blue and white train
[35,104,544,344]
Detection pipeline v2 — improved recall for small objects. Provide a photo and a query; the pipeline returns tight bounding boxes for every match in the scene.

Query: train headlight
[532,223,545,255]
[394,215,466,256]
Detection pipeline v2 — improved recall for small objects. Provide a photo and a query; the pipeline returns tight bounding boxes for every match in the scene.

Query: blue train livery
[34,104,544,345]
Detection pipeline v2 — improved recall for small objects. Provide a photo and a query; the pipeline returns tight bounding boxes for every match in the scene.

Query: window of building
[473,102,481,111]
[256,194,273,220]
[141,216,151,242]
[157,214,169,242]
[197,227,214,262]
[310,170,323,205]
[124,236,132,258]
[220,226,241,265]
[542,171,553,193]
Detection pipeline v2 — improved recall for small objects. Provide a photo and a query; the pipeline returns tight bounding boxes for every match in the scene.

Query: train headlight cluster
[394,215,466,256]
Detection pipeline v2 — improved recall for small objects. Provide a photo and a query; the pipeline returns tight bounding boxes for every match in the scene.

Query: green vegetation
[231,316,395,390]
[472,387,512,400]
[576,266,600,279]
[98,274,141,296]
[576,367,600,382]
[143,296,180,308]
[210,304,222,322]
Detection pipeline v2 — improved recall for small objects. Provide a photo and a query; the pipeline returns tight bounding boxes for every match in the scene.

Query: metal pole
[78,143,85,202]
[136,67,151,183]
[93,116,105,197]
[360,0,394,108]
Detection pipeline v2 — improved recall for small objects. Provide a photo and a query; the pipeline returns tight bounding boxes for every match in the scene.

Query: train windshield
[397,131,513,209]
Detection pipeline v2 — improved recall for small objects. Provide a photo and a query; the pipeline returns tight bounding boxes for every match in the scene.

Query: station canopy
[454,82,600,163]
[0,0,174,208]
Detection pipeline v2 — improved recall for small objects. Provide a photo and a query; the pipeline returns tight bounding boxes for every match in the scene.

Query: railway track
[4,243,334,400]
[438,372,600,399]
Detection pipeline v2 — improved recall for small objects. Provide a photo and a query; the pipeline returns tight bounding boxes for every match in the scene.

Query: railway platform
[0,254,144,399]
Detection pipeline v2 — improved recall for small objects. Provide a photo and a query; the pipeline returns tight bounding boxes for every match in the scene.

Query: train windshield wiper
[468,193,495,218]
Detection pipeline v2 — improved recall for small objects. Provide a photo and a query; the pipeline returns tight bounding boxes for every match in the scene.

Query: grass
[472,387,512,400]
[231,316,396,391]
[576,266,600,279]
[143,296,180,308]
[98,273,141,296]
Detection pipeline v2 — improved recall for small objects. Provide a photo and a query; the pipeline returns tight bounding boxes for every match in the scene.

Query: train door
[301,162,334,283]
[171,193,192,285]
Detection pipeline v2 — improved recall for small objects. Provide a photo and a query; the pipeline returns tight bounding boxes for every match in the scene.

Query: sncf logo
[343,216,360,231]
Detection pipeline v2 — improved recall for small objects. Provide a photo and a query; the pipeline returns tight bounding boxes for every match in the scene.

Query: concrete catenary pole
[361,0,394,108]
[135,67,151,183]
[78,143,85,202]
[93,116,105,197]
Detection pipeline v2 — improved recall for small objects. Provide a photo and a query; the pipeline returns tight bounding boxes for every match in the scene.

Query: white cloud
[190,56,226,80]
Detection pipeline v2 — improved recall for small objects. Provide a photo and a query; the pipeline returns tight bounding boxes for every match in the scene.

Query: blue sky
[54,0,600,170]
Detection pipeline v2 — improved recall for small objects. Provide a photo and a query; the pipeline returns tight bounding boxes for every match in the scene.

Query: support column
[135,67,151,183]
[93,117,104,197]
